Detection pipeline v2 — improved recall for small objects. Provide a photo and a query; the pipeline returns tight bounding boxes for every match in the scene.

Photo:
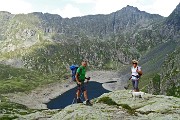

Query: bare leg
[84,90,88,101]
[76,90,80,98]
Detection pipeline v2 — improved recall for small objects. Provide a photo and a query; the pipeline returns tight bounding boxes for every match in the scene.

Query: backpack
[70,64,79,82]
[137,66,142,77]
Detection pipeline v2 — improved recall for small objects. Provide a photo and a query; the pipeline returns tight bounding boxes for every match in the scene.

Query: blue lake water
[46,81,110,109]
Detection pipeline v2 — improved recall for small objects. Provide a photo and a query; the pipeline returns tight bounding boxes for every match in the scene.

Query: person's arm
[129,68,132,80]
[76,73,81,85]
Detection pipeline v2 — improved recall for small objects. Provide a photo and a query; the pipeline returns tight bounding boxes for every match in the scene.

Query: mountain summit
[121,5,140,12]
[166,2,180,29]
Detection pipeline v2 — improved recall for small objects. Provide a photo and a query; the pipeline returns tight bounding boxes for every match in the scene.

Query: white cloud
[93,0,139,14]
[52,4,83,18]
[51,0,180,18]
[150,0,180,16]
[91,0,179,17]
[0,0,33,14]
[71,0,95,4]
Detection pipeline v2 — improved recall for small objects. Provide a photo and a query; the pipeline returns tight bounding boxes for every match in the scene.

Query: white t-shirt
[131,66,141,80]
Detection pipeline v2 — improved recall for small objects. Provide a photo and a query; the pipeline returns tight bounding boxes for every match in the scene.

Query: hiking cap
[132,59,138,64]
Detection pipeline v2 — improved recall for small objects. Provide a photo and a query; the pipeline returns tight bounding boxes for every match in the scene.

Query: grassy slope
[160,45,180,97]
[0,64,66,94]
[122,40,178,92]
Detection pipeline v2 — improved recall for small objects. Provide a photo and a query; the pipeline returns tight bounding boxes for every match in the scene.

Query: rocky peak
[166,2,180,29]
[116,5,162,18]
[173,2,180,15]
[121,5,140,13]
[0,11,13,20]
[108,5,163,34]
[29,12,63,23]
[30,12,44,16]
[0,11,12,15]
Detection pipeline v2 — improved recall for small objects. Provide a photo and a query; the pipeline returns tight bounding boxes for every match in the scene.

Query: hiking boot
[76,98,83,103]
[124,86,128,90]
[85,100,92,106]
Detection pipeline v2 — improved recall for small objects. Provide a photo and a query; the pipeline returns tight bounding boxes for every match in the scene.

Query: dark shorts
[77,83,87,92]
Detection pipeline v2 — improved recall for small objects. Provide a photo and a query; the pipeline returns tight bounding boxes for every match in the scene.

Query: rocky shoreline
[4,71,124,109]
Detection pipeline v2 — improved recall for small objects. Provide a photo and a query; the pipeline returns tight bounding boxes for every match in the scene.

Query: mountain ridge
[0,5,163,19]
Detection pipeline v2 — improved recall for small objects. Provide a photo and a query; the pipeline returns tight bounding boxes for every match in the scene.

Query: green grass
[0,64,65,94]
[119,104,136,115]
[0,97,36,115]
[98,97,119,106]
[0,115,18,120]
[0,97,39,119]
[97,97,136,115]
[0,101,27,111]
[166,84,180,98]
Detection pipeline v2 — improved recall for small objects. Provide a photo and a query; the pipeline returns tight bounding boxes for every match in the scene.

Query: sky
[0,0,179,18]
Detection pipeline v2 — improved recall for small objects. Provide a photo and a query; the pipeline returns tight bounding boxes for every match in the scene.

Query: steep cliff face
[166,3,180,31]
[65,5,162,38]
[0,12,13,43]
[158,3,180,43]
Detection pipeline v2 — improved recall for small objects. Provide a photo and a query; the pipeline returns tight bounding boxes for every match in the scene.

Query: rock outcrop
[14,90,180,120]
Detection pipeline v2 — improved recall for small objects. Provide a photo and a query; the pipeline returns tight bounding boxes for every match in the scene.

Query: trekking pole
[72,97,76,104]
[71,84,83,104]
[72,86,79,104]
[72,92,84,104]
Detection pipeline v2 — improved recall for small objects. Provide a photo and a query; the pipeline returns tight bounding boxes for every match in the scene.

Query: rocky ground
[51,90,180,120]
[14,90,180,120]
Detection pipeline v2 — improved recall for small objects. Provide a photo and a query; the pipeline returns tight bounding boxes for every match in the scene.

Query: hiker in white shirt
[130,60,142,92]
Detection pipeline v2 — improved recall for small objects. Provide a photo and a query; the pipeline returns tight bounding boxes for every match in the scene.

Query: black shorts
[77,83,87,92]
